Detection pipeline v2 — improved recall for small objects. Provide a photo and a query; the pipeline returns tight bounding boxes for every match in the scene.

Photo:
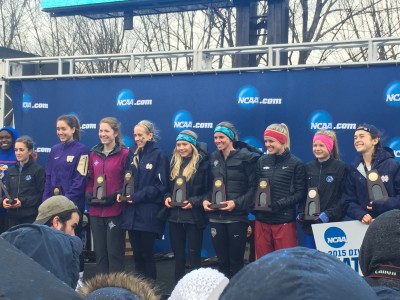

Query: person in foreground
[1,195,82,288]
[220,247,378,300]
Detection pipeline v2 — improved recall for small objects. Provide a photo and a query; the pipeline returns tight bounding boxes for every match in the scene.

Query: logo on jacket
[326,176,334,183]
[211,227,217,238]
[213,160,219,167]
[0,164,8,179]
[146,163,153,170]
[324,227,347,248]
[263,166,270,170]
[25,175,32,181]
[94,159,100,166]
[381,175,389,183]
[66,155,74,162]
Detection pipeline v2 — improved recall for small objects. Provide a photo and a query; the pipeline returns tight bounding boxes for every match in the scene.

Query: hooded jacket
[255,149,306,224]
[1,224,82,289]
[5,156,45,219]
[207,141,261,223]
[43,140,89,212]
[342,147,400,221]
[0,126,19,216]
[86,143,129,218]
[360,209,400,290]
[121,141,169,237]
[165,142,210,229]
[299,157,347,234]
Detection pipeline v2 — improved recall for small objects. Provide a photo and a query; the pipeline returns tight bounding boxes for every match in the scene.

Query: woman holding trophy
[85,117,129,274]
[203,122,261,278]
[163,130,210,283]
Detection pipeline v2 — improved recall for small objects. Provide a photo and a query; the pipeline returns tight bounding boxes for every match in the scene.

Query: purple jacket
[86,143,129,218]
[43,141,89,211]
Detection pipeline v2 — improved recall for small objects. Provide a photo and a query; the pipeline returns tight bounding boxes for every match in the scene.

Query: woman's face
[56,120,75,143]
[313,140,330,161]
[354,131,378,154]
[134,125,153,149]
[0,130,12,151]
[176,141,193,158]
[99,122,117,146]
[15,142,32,163]
[265,137,284,155]
[214,132,233,152]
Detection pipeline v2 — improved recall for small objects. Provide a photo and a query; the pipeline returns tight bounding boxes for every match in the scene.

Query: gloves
[316,212,329,223]
[296,213,305,223]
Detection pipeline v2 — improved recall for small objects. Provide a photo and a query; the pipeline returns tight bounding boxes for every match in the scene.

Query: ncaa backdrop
[10,64,400,167]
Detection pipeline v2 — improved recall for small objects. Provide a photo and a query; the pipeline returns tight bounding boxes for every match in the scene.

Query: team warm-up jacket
[343,147,400,220]
[255,149,306,224]
[299,157,347,234]
[86,143,129,218]
[5,157,45,219]
[207,141,262,223]
[43,141,89,211]
[164,142,211,229]
[121,141,169,237]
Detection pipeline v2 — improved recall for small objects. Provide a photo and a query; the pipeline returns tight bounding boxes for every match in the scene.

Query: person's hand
[296,213,305,223]
[181,201,192,210]
[3,198,21,209]
[165,197,172,208]
[362,213,373,224]
[367,201,373,211]
[220,200,235,212]
[203,200,213,211]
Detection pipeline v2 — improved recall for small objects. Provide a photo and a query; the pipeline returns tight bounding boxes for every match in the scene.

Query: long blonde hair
[170,130,199,181]
[315,129,340,160]
[266,123,290,150]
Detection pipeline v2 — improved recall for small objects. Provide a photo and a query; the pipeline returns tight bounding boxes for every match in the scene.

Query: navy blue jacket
[343,148,400,220]
[121,141,169,237]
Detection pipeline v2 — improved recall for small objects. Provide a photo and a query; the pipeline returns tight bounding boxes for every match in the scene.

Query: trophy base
[209,203,227,209]
[6,199,16,205]
[170,202,186,207]
[120,196,131,202]
[90,198,107,205]
[253,205,272,211]
[304,214,318,221]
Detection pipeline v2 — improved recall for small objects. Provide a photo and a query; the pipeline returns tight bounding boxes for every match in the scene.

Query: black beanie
[360,209,400,289]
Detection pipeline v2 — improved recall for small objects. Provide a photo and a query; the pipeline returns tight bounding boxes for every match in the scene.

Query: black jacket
[299,157,347,234]
[164,142,211,229]
[255,149,306,224]
[5,157,45,219]
[207,141,261,223]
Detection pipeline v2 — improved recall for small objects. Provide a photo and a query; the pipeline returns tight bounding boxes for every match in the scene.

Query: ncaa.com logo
[309,110,356,132]
[81,124,96,130]
[387,138,400,161]
[324,227,347,248]
[237,85,282,110]
[22,92,49,112]
[172,110,213,132]
[384,81,400,107]
[116,89,152,111]
[36,147,51,153]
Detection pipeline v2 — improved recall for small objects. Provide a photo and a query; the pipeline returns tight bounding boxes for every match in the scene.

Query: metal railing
[1,37,400,79]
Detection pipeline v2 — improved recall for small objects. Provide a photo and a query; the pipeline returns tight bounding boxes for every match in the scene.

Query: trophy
[120,171,134,202]
[367,169,388,202]
[53,185,63,196]
[210,177,227,209]
[254,178,272,211]
[171,176,187,207]
[304,187,321,220]
[91,174,107,205]
[0,181,15,205]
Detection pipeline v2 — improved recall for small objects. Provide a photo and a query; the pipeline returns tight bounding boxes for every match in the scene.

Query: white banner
[312,221,369,275]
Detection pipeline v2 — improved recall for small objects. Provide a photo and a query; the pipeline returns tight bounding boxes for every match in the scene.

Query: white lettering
[22,102,31,108]
[386,94,400,102]
[327,237,347,243]
[238,97,259,104]
[260,98,282,105]
[310,123,333,130]
[193,122,213,129]
[334,123,357,130]
[117,99,134,106]
[394,150,400,158]
[81,124,97,129]
[36,147,51,153]
[134,99,152,105]
[32,103,49,109]
[174,121,192,128]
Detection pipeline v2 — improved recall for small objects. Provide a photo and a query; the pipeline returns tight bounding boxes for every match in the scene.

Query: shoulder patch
[77,154,88,176]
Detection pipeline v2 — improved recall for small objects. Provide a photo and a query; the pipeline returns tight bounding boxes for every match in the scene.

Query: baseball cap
[355,123,381,136]
[34,195,78,225]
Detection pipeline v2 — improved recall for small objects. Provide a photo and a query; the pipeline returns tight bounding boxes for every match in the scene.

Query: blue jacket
[0,126,19,216]
[121,141,169,237]
[1,224,82,289]
[43,141,89,211]
[343,148,400,220]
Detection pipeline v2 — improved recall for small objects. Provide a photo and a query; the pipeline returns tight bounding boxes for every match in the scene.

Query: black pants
[0,215,7,234]
[210,221,248,278]
[128,230,158,280]
[7,214,36,229]
[90,215,125,274]
[169,222,203,283]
